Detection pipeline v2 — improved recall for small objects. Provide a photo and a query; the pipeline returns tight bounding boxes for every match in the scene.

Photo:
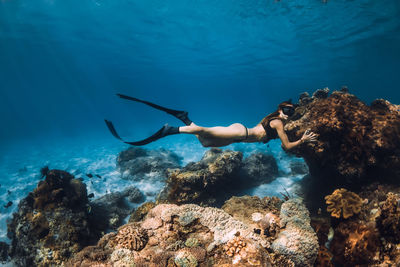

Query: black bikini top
[260,117,281,143]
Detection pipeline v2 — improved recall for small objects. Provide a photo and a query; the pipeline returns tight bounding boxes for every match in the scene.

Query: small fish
[4,201,12,208]
[88,193,94,198]
[86,173,93,178]
[95,174,102,178]
[7,190,11,195]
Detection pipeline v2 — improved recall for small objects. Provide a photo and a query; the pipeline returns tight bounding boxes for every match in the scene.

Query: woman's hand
[301,129,318,143]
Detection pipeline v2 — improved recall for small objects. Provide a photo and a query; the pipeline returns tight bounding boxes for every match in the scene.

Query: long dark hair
[258,100,294,126]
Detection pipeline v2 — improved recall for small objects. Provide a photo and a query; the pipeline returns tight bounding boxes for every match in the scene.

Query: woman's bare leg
[179,122,248,147]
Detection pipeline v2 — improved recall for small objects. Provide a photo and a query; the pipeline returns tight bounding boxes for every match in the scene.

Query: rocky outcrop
[7,170,100,267]
[68,196,318,267]
[157,148,280,206]
[240,153,279,186]
[157,148,243,206]
[117,147,182,181]
[90,186,145,231]
[289,161,309,175]
[129,201,156,223]
[285,89,400,203]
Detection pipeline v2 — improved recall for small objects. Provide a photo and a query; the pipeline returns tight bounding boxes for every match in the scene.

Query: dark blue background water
[1,0,400,143]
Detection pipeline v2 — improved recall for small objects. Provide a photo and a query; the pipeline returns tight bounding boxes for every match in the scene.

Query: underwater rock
[90,186,145,231]
[271,198,319,267]
[0,242,9,262]
[285,89,400,204]
[129,201,156,223]
[289,161,309,175]
[157,148,243,206]
[239,153,279,186]
[90,186,144,231]
[312,87,330,99]
[324,188,363,219]
[7,169,100,267]
[117,147,182,181]
[299,92,313,106]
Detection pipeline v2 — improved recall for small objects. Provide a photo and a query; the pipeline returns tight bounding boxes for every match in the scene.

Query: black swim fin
[104,119,180,146]
[116,93,192,126]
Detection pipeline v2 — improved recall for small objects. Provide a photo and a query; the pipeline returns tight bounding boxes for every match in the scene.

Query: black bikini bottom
[234,124,248,142]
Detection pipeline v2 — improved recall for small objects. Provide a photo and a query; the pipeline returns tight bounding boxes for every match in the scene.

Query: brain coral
[325,188,363,219]
[110,223,148,251]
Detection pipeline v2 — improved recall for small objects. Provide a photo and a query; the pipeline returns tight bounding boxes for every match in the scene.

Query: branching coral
[325,188,362,219]
[109,223,148,251]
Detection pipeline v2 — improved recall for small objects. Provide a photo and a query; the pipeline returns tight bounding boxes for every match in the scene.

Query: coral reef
[312,184,400,266]
[324,188,363,219]
[222,195,282,238]
[129,201,156,223]
[285,89,400,202]
[271,198,319,267]
[7,169,100,266]
[330,221,379,266]
[158,148,279,206]
[314,246,333,267]
[68,197,318,266]
[117,147,182,181]
[223,234,246,257]
[157,148,243,206]
[376,192,400,243]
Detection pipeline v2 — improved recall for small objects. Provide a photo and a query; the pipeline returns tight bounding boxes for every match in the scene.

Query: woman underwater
[105,94,317,149]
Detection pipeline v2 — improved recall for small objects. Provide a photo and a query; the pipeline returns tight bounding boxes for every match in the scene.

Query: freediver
[105,94,317,149]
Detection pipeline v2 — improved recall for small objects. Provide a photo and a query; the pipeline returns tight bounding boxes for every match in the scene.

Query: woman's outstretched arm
[271,119,317,150]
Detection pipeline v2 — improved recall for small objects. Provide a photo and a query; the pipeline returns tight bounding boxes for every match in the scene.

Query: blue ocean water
[0,0,399,243]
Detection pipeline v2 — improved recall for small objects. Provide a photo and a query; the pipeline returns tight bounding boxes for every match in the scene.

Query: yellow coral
[325,188,362,219]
